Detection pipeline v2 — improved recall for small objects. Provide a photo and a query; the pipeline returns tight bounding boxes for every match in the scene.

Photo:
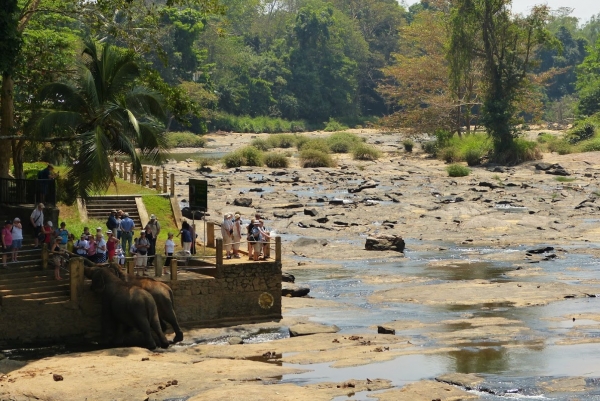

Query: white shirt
[11,224,23,240]
[75,239,89,255]
[165,239,175,254]
[96,238,107,254]
[30,209,44,227]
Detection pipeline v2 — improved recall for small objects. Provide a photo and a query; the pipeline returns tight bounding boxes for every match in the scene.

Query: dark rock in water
[273,210,296,219]
[282,284,310,297]
[316,197,326,203]
[304,208,319,217]
[526,246,554,254]
[365,235,405,253]
[316,216,329,223]
[535,162,554,171]
[282,272,296,283]
[289,323,340,337]
[234,197,253,207]
[198,166,212,173]
[377,325,396,335]
[181,208,206,220]
[348,180,378,193]
[249,188,264,192]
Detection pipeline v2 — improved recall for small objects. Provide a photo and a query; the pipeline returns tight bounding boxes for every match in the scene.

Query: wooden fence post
[142,166,148,187]
[127,260,135,275]
[149,167,154,188]
[123,162,128,181]
[265,237,271,259]
[216,238,223,267]
[119,162,124,178]
[154,254,163,277]
[154,168,159,191]
[207,222,215,247]
[69,257,84,303]
[129,165,134,183]
[170,258,177,280]
[163,170,168,193]
[275,236,282,262]
[170,173,175,197]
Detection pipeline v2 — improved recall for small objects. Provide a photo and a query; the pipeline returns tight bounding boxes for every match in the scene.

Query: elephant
[105,264,184,343]
[88,266,170,350]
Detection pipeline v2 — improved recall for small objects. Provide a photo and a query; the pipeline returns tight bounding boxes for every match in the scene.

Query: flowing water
[279,239,600,400]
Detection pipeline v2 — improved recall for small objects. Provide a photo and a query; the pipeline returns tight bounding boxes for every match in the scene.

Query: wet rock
[535,162,554,170]
[289,322,340,337]
[228,336,244,345]
[365,235,405,253]
[377,325,395,335]
[526,246,554,254]
[329,198,354,205]
[282,272,295,283]
[53,374,63,381]
[304,208,319,217]
[546,168,570,176]
[348,181,378,193]
[273,210,296,219]
[436,196,464,204]
[271,171,287,176]
[273,202,304,209]
[364,199,380,206]
[479,181,502,189]
[316,216,329,223]
[249,188,263,192]
[293,237,328,247]
[282,283,310,297]
[297,221,315,228]
[233,198,253,207]
[436,373,484,390]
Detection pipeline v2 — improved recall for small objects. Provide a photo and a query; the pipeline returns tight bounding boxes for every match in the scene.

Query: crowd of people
[221,212,271,262]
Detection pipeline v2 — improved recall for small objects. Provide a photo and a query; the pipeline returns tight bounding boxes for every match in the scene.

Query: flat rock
[289,323,340,337]
[436,373,484,389]
[282,283,310,297]
[233,197,253,207]
[365,235,405,253]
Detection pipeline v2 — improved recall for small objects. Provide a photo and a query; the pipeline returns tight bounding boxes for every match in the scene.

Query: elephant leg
[130,314,157,350]
[158,300,184,343]
[114,323,125,346]
[160,319,168,333]
[148,313,170,349]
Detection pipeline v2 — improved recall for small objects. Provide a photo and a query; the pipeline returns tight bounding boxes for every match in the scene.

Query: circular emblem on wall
[258,292,274,309]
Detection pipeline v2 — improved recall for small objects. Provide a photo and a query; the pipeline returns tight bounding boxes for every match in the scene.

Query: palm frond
[38,83,88,111]
[79,67,100,109]
[30,110,84,138]
[125,87,167,121]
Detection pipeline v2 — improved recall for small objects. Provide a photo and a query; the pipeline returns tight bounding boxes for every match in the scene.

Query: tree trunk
[12,138,25,179]
[0,72,15,178]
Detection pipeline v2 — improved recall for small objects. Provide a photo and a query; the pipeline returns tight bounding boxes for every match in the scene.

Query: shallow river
[279,238,600,400]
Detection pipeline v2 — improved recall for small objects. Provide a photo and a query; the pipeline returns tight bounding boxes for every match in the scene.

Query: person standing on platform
[120,212,134,255]
[178,221,192,253]
[2,221,13,268]
[221,213,234,259]
[232,213,242,258]
[164,232,175,274]
[30,203,44,248]
[11,218,23,263]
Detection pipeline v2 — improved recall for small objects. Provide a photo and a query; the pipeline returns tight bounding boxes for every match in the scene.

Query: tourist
[164,232,175,274]
[232,213,242,258]
[106,230,118,262]
[115,210,123,240]
[115,245,125,266]
[247,219,256,260]
[221,213,234,259]
[30,203,44,248]
[95,233,107,264]
[106,209,118,233]
[42,221,53,249]
[144,225,155,266]
[87,235,97,263]
[135,230,150,274]
[55,222,69,250]
[74,234,89,256]
[146,214,161,252]
[120,212,135,254]
[50,237,64,280]
[2,221,13,268]
[81,226,91,240]
[258,220,271,259]
[248,219,263,261]
[66,233,75,254]
[11,218,23,263]
[178,221,192,254]
[190,223,197,255]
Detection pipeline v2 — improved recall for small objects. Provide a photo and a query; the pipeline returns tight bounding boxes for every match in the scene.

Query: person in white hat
[221,213,234,259]
[11,217,23,262]
[145,213,160,259]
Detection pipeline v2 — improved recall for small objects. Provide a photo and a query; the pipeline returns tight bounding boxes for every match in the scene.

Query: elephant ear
[90,269,106,292]
[84,266,97,279]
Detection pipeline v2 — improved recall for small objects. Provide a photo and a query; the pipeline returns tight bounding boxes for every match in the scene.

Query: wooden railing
[0,178,56,207]
[110,160,175,197]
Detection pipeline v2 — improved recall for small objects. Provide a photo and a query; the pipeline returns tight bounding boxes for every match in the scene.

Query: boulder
[377,326,396,335]
[293,237,328,247]
[233,198,253,207]
[181,208,206,220]
[227,336,244,345]
[365,234,405,253]
[273,210,296,219]
[282,272,296,283]
[304,208,319,217]
[282,284,310,297]
[289,323,340,337]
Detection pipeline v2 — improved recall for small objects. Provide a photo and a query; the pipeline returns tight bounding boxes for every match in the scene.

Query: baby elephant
[89,267,170,350]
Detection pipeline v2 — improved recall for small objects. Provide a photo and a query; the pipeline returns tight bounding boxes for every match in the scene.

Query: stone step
[0,281,69,295]
[0,266,47,278]
[0,272,52,284]
[3,288,69,300]
[22,295,71,304]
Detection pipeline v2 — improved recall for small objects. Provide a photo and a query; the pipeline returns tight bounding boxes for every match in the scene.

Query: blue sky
[402,0,600,24]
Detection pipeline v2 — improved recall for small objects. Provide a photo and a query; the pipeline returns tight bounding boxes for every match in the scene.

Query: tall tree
[448,0,552,159]
[575,36,600,117]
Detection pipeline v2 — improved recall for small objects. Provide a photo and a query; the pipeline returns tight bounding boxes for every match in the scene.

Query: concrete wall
[0,261,282,347]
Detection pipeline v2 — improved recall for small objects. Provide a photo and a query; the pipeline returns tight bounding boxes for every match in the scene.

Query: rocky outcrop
[233,198,253,207]
[289,322,340,337]
[365,234,405,253]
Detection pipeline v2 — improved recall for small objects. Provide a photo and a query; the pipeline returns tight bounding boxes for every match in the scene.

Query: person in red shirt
[2,221,13,268]
[106,230,118,262]
[42,221,53,248]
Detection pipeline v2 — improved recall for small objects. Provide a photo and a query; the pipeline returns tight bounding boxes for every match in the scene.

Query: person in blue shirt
[119,212,135,255]
[177,221,192,253]
[55,222,69,250]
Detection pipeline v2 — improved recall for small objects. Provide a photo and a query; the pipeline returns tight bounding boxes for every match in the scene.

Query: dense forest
[1,0,600,191]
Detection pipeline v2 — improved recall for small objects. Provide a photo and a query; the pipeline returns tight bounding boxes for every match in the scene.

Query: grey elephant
[89,266,170,350]
[106,264,184,343]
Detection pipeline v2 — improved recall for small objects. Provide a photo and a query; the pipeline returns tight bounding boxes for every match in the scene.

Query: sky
[402,0,600,24]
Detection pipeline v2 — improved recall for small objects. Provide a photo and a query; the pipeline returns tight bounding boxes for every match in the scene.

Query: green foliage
[298,138,331,153]
[422,141,439,155]
[165,132,206,148]
[299,149,336,168]
[425,133,492,164]
[446,164,471,177]
[568,123,596,143]
[196,157,216,168]
[222,146,264,168]
[323,118,349,132]
[352,144,381,161]
[209,114,306,133]
[0,0,21,75]
[576,36,600,117]
[264,152,289,168]
[554,176,576,182]
[326,132,363,153]
[403,139,414,152]
[267,134,297,149]
[494,138,542,164]
[464,147,483,166]
[250,138,272,151]
[580,137,600,152]
[440,147,461,163]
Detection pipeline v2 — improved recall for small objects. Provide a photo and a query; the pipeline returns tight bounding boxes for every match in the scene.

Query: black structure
[0,178,57,207]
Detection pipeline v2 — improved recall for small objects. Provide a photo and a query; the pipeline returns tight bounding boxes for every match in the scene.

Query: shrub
[568,122,595,144]
[512,138,542,162]
[165,132,206,148]
[300,149,336,168]
[196,157,216,168]
[464,147,483,166]
[250,138,272,151]
[267,134,296,148]
[323,118,348,132]
[298,138,331,152]
[422,141,438,155]
[446,164,470,177]
[222,146,264,168]
[580,137,600,152]
[264,152,289,168]
[440,147,460,163]
[222,152,245,168]
[326,132,363,153]
[403,139,414,152]
[548,140,573,155]
[295,135,310,150]
[352,144,381,161]
[434,129,453,148]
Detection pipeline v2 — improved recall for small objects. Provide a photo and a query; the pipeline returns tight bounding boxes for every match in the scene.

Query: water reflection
[448,347,509,374]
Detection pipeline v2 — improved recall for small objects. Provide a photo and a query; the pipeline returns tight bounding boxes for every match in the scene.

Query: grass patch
[298,138,331,153]
[196,157,217,168]
[141,195,179,251]
[165,131,206,148]
[323,118,348,132]
[554,176,576,182]
[326,132,364,153]
[579,137,600,152]
[299,149,336,168]
[264,152,290,168]
[403,139,414,152]
[267,134,297,149]
[209,113,307,133]
[222,146,264,168]
[446,164,471,177]
[352,144,381,161]
[250,138,272,151]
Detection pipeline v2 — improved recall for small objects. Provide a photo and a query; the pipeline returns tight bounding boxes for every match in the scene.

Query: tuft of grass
[298,138,331,153]
[264,152,290,168]
[267,134,297,149]
[221,146,264,168]
[554,176,576,182]
[403,139,414,152]
[250,138,272,151]
[196,157,217,168]
[352,144,381,161]
[299,149,336,168]
[464,147,484,166]
[579,137,600,152]
[446,164,471,177]
[326,132,364,153]
[323,118,348,132]
[165,132,206,148]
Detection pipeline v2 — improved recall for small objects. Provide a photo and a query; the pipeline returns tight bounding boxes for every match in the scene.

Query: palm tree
[31,37,168,198]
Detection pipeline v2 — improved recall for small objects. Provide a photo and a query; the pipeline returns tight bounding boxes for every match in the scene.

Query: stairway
[0,233,70,305]
[85,196,142,231]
